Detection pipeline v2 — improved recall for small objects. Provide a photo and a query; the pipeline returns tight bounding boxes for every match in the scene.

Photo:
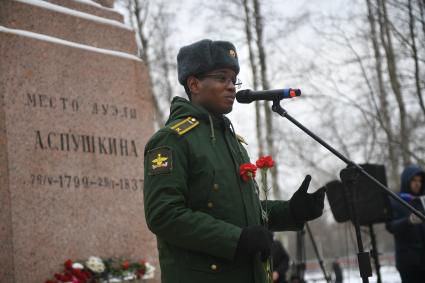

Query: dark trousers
[399,270,425,283]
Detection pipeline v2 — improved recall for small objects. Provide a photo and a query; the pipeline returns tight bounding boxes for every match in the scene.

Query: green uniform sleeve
[263,200,304,231]
[143,129,242,260]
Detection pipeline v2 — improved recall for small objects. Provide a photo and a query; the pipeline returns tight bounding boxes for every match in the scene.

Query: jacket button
[211,264,218,271]
[213,184,219,191]
[207,202,214,208]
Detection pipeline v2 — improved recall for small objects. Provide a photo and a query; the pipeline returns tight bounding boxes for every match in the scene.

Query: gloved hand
[289,175,326,223]
[409,213,423,224]
[235,225,273,262]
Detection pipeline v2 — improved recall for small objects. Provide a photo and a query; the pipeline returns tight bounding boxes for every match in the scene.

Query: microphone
[236,88,301,104]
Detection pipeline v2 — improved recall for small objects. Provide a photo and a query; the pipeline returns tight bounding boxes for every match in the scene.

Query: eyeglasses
[199,74,242,89]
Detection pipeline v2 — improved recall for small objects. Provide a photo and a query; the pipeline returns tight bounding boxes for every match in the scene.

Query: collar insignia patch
[170,116,199,136]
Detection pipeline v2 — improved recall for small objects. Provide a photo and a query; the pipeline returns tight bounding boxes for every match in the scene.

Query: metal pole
[369,224,382,283]
[306,223,332,283]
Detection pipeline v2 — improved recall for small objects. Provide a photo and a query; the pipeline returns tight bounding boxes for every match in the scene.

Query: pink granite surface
[0,26,158,283]
[0,62,14,283]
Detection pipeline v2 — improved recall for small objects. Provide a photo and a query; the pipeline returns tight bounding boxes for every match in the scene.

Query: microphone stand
[369,224,383,283]
[306,223,332,283]
[294,224,331,283]
[271,100,425,283]
[295,229,306,282]
[340,167,373,282]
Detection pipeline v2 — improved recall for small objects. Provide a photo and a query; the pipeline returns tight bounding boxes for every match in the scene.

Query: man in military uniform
[143,39,325,283]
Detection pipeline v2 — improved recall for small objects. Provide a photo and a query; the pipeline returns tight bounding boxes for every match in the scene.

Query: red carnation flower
[64,259,73,270]
[72,268,87,281]
[54,273,70,282]
[82,271,92,279]
[239,163,257,182]
[136,269,146,278]
[76,274,86,281]
[64,270,74,277]
[256,156,274,169]
[121,260,130,270]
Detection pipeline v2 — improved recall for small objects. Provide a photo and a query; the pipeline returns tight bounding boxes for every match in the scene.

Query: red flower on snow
[239,163,257,182]
[121,260,130,270]
[256,155,275,169]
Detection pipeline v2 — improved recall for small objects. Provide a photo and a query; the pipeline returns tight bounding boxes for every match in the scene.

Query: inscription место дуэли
[25,92,137,120]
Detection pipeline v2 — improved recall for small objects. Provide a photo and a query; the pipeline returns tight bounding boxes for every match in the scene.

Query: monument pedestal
[0,1,157,282]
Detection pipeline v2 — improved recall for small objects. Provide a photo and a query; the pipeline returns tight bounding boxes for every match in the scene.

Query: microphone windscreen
[235,89,252,103]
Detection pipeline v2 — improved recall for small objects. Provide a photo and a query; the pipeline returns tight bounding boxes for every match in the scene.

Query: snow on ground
[16,0,129,30]
[305,266,401,283]
[72,0,101,8]
[72,0,118,12]
[0,26,141,61]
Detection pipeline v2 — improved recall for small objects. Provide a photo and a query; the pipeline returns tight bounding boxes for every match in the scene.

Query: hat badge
[229,49,236,58]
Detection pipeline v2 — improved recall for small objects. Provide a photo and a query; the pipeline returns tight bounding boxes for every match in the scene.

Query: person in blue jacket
[386,164,425,283]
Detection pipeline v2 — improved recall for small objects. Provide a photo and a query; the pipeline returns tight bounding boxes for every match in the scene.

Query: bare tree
[149,2,176,105]
[366,0,399,187]
[296,0,425,187]
[242,0,265,157]
[120,0,178,127]
[252,0,280,196]
[407,0,425,116]
[377,0,411,166]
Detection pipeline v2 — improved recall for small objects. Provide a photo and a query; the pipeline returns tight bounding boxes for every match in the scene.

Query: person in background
[332,259,343,283]
[386,164,425,283]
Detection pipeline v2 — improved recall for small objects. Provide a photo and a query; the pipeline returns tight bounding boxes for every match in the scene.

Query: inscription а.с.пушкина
[30,173,143,192]
[25,93,137,120]
[35,130,138,157]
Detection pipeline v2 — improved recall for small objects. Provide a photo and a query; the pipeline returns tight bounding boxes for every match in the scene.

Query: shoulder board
[170,116,199,136]
[236,134,248,145]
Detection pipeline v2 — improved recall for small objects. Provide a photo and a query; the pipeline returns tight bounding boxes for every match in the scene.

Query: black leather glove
[236,225,273,261]
[289,175,326,223]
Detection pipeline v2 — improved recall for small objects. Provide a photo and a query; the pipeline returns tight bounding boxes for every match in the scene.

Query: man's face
[410,174,423,195]
[188,68,237,115]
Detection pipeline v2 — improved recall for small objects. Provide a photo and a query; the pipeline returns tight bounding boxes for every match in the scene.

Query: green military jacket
[143,97,302,283]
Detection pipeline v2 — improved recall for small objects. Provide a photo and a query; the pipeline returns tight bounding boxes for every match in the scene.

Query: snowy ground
[305,266,401,283]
